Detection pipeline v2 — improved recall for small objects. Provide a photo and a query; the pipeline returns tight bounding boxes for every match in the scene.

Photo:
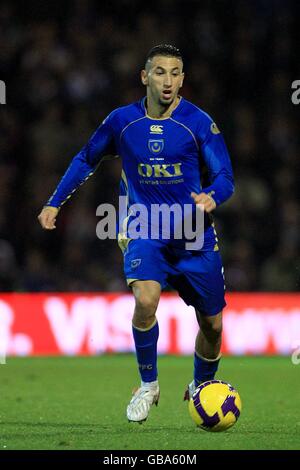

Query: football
[188,380,242,432]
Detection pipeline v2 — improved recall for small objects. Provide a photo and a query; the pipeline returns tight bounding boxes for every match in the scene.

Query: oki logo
[138,162,182,178]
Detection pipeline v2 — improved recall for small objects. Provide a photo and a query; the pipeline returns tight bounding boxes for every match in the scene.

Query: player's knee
[135,293,159,315]
[210,321,222,337]
[201,316,222,338]
[133,292,159,329]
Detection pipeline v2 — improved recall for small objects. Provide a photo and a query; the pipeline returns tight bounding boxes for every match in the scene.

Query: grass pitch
[0,355,299,450]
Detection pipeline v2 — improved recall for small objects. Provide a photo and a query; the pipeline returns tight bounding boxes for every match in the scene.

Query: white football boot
[183,380,196,401]
[127,381,160,423]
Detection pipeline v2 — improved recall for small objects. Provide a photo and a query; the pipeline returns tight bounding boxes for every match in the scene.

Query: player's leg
[188,250,225,396]
[131,279,161,382]
[193,309,222,386]
[121,239,167,422]
[127,280,161,422]
[184,311,222,400]
[166,249,225,399]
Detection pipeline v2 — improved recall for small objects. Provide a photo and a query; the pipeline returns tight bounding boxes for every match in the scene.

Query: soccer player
[38,44,234,423]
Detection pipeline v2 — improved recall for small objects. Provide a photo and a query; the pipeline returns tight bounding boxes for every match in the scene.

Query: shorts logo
[131,259,141,269]
[148,139,164,155]
[150,124,163,134]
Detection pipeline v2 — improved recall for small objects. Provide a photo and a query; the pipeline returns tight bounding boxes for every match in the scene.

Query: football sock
[141,379,159,390]
[132,319,159,383]
[194,351,221,386]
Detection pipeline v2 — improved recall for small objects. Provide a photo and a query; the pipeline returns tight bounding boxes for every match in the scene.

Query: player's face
[142,56,184,106]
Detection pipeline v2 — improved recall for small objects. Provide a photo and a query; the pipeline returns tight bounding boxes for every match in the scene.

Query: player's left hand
[191,192,217,213]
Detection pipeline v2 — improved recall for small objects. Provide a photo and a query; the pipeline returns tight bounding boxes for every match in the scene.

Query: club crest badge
[148,139,164,155]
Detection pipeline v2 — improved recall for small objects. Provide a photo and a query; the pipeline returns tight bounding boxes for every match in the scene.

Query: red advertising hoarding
[0,293,299,356]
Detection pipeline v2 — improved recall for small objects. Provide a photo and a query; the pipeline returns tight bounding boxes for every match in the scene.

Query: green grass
[0,355,299,450]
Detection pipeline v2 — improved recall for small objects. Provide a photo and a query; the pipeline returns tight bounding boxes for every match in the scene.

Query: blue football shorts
[123,238,226,316]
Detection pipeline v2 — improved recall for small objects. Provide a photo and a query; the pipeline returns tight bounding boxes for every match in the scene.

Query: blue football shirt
[46,97,234,250]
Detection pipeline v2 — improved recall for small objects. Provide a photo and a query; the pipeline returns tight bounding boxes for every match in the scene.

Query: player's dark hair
[145,44,183,67]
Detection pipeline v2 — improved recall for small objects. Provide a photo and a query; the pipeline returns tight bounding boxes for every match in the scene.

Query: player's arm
[191,120,234,213]
[38,113,117,230]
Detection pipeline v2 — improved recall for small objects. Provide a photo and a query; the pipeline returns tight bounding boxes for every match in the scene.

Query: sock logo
[138,363,153,370]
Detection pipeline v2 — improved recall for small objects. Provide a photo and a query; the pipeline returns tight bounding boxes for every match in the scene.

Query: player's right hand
[37,206,59,230]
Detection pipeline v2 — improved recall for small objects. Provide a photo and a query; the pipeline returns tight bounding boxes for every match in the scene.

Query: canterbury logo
[150,124,163,134]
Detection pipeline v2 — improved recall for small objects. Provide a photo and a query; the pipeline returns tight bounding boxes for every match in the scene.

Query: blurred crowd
[0,0,299,292]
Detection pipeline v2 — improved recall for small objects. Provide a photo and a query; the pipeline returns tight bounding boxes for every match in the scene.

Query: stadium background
[1,0,299,357]
[1,0,300,355]
[1,0,299,294]
[1,0,300,452]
